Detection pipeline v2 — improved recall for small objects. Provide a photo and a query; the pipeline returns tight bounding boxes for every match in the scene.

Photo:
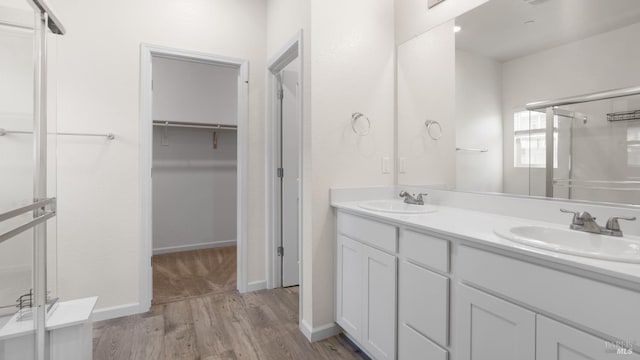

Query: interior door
[278,60,300,287]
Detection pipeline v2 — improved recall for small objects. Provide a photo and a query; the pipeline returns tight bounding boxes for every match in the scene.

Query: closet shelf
[153,121,237,130]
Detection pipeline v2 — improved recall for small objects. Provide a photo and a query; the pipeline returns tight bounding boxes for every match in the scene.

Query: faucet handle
[605,216,637,231]
[560,208,583,225]
[417,193,429,201]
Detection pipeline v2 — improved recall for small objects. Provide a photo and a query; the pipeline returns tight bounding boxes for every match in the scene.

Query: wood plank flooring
[94,247,367,360]
[153,247,237,305]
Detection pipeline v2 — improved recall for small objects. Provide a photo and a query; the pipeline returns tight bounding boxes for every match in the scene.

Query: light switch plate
[382,157,391,174]
[399,157,407,174]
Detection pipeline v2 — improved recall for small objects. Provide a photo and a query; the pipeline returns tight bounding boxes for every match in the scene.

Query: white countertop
[333,200,640,285]
[0,297,98,341]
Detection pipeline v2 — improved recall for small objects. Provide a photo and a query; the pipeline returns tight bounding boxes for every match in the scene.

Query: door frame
[265,32,303,289]
[139,44,250,310]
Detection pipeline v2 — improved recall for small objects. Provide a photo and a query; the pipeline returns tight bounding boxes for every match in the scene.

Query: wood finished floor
[152,247,237,305]
[93,247,366,360]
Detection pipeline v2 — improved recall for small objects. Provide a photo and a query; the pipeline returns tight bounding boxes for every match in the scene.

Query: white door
[458,284,535,360]
[336,235,364,340]
[278,61,300,287]
[363,245,397,360]
[537,315,640,359]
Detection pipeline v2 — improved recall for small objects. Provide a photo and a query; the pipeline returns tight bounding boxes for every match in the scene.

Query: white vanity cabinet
[334,207,640,360]
[336,212,397,360]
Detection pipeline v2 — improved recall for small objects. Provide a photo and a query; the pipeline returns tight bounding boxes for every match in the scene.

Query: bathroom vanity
[333,188,640,360]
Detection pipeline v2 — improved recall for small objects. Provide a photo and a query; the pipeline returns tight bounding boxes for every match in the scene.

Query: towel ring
[425,120,442,140]
[351,112,371,136]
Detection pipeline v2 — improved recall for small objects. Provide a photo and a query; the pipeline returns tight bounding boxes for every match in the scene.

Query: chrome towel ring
[351,112,371,136]
[425,120,442,140]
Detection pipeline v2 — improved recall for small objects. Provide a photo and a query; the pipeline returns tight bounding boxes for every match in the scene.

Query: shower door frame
[0,1,64,359]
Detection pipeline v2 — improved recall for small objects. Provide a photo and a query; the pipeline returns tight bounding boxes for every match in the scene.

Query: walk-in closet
[150,56,238,304]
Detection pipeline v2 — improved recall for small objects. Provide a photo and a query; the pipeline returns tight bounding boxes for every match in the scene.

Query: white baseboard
[300,319,342,342]
[92,302,145,322]
[246,280,267,292]
[153,239,236,255]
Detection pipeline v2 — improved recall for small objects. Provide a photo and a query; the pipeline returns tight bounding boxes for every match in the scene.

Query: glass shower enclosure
[526,86,640,206]
[0,1,65,359]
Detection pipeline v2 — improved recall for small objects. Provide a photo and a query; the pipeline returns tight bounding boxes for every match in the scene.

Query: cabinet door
[363,245,397,360]
[336,235,364,341]
[458,284,535,360]
[537,315,640,359]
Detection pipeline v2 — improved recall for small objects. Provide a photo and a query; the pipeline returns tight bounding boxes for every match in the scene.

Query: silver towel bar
[0,128,115,140]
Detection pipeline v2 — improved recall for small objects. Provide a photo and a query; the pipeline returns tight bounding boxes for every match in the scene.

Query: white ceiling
[455,0,640,62]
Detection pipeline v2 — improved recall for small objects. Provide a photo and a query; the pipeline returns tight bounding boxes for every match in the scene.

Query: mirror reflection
[397,0,640,205]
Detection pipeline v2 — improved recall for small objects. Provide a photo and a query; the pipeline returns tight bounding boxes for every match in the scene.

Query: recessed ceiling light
[454,26,462,33]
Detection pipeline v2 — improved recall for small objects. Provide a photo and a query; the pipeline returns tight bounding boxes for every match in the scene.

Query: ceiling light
[454,26,462,33]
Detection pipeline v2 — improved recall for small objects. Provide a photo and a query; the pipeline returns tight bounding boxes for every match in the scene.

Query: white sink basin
[358,200,437,214]
[494,225,640,263]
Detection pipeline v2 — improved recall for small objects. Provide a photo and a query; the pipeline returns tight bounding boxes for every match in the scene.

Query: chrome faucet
[399,191,428,205]
[560,209,636,237]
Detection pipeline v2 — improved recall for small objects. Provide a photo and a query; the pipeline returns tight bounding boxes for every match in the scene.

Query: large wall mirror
[397,0,640,205]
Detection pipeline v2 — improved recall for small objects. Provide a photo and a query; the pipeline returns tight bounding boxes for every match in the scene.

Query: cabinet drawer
[399,261,449,347]
[338,212,397,253]
[399,324,448,360]
[459,246,640,347]
[400,229,449,273]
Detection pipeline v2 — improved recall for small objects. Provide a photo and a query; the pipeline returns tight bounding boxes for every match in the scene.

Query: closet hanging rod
[153,121,237,131]
[0,128,115,140]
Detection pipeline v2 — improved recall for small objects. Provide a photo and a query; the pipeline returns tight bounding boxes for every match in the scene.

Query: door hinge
[277,168,284,178]
[277,246,284,257]
[277,89,284,100]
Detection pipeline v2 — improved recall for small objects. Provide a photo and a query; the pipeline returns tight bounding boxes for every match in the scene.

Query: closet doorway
[140,45,249,309]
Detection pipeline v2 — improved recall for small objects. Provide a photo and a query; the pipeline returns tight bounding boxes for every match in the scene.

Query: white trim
[246,280,267,292]
[299,319,342,343]
[152,240,236,255]
[139,44,250,312]
[91,303,143,322]
[265,31,304,291]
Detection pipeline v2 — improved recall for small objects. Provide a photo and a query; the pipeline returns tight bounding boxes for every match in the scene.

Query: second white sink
[359,200,437,214]
[494,225,640,263]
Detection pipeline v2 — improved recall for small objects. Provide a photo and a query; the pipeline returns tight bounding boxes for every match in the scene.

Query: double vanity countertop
[332,199,640,287]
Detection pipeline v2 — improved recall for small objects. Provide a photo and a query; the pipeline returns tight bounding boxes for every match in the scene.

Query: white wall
[52,0,266,313]
[502,22,640,201]
[455,50,503,192]
[309,0,396,329]
[152,127,237,253]
[397,20,456,187]
[152,57,238,126]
